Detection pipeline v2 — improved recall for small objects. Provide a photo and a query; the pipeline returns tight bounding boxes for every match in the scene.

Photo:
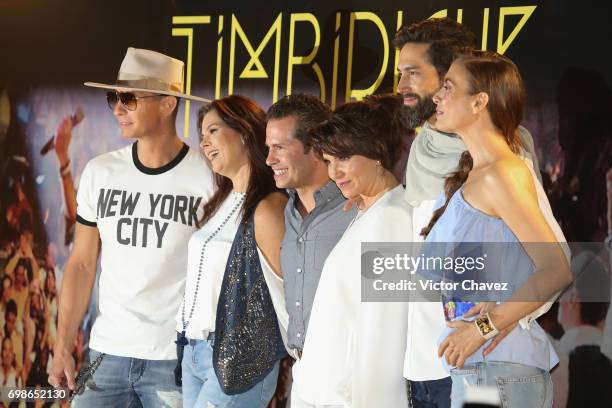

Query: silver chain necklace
[177,192,246,346]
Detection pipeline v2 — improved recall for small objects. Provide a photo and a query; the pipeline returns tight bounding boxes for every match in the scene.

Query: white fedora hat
[84,47,210,103]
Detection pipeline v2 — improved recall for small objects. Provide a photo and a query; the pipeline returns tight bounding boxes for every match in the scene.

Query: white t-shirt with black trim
[76,142,214,360]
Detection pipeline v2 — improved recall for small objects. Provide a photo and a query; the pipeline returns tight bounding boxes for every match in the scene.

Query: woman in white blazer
[291,94,412,408]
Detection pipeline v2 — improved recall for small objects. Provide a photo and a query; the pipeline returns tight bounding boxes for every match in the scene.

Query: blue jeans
[408,377,451,408]
[181,338,279,408]
[450,361,553,408]
[72,349,182,408]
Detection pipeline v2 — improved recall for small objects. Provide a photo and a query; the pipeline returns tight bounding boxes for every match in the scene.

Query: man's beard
[400,93,437,129]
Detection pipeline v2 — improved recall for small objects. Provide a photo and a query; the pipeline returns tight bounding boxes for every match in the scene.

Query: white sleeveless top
[176,192,288,343]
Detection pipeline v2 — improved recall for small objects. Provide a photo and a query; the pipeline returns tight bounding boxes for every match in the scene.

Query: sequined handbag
[213,215,287,394]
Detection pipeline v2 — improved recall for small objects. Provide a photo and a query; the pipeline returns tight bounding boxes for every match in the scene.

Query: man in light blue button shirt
[265,94,356,357]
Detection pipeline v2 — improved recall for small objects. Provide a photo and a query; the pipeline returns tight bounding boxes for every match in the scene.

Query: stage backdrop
[0,0,611,405]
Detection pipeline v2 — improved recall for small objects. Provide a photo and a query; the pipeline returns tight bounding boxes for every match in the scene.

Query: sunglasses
[106,91,162,111]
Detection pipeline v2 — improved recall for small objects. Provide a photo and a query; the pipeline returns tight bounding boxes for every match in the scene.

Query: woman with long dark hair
[176,94,288,408]
[423,52,572,407]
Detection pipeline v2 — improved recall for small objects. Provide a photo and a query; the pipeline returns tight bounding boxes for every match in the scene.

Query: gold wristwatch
[475,313,499,340]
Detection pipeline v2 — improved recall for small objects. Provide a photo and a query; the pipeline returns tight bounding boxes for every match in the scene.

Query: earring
[240,136,245,145]
[376,160,381,166]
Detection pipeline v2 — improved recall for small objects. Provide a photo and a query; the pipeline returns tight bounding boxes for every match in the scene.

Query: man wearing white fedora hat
[48,47,215,407]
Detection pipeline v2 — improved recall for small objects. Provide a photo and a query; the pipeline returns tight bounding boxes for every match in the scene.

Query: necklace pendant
[176,331,188,346]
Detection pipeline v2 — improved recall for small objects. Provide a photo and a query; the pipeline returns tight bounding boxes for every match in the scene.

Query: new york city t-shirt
[76,142,214,360]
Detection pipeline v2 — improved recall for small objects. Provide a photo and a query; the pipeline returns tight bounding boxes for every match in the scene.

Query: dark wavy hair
[393,17,478,80]
[266,94,331,153]
[311,94,410,172]
[197,94,278,226]
[421,52,525,237]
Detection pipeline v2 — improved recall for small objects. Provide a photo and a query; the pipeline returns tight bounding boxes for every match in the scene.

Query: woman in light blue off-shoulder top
[419,51,573,408]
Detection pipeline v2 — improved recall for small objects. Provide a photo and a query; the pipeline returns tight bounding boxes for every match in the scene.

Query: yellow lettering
[482,8,490,50]
[497,6,537,54]
[287,13,325,102]
[331,12,341,109]
[215,16,224,99]
[393,11,403,93]
[172,16,211,139]
[229,14,282,101]
[346,12,389,101]
[430,10,448,19]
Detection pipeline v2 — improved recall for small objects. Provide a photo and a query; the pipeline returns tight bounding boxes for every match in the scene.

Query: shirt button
[298,237,304,243]
[296,333,301,338]
[296,301,301,306]
[297,268,302,273]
